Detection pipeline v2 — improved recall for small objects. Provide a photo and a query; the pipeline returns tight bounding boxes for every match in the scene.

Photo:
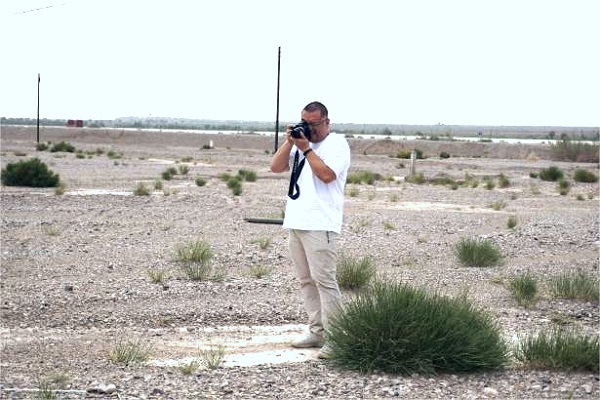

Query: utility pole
[274,47,281,153]
[37,73,40,144]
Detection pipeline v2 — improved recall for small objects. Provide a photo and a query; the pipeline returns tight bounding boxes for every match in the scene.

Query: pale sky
[1,0,598,127]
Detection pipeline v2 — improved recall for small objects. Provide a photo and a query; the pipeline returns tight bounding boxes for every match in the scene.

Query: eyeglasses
[304,118,327,128]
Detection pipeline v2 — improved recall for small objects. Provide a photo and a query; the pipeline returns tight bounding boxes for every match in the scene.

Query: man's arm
[270,137,293,173]
[303,150,336,184]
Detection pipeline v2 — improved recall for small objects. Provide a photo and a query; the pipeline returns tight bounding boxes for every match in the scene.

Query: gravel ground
[1,125,599,399]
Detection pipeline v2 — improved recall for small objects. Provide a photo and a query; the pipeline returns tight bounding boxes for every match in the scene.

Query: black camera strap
[287,150,306,200]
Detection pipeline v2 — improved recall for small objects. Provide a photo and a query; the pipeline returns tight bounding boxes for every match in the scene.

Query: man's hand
[291,136,310,153]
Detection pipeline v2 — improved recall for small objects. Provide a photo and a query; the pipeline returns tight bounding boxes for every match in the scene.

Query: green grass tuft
[178,359,201,375]
[549,270,599,302]
[347,171,381,185]
[336,255,376,290]
[174,240,215,281]
[195,176,207,186]
[133,182,151,196]
[455,237,503,267]
[200,343,227,370]
[50,141,76,153]
[515,328,599,372]
[238,169,257,182]
[539,166,564,181]
[107,338,153,365]
[328,282,509,374]
[573,168,598,183]
[248,264,273,279]
[508,271,538,307]
[498,173,511,188]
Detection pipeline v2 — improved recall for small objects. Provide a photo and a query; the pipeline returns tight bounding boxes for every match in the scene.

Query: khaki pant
[289,229,342,336]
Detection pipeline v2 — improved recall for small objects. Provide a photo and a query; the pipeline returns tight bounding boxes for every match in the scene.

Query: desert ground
[0,125,598,399]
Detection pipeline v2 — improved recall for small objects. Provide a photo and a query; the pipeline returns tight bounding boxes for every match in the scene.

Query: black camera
[291,121,311,141]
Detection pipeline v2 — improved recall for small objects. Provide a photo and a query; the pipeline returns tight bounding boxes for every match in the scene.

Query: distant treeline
[1,117,598,141]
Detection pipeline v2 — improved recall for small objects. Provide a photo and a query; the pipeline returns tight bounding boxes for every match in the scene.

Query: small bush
[54,182,67,195]
[431,176,456,186]
[515,328,599,372]
[347,171,381,185]
[348,186,360,197]
[164,166,178,179]
[251,237,271,250]
[507,215,518,229]
[463,173,479,188]
[549,270,599,302]
[219,172,233,182]
[573,168,598,183]
[37,371,69,399]
[394,149,424,159]
[551,139,599,163]
[35,142,52,151]
[439,151,451,159]
[1,158,60,187]
[336,255,376,290]
[227,176,242,195]
[133,182,151,196]
[455,237,503,268]
[175,240,214,281]
[238,169,257,182]
[383,221,396,230]
[178,165,190,175]
[50,141,75,153]
[175,240,213,264]
[107,338,153,365]
[195,176,207,186]
[248,264,272,279]
[328,282,509,374]
[483,177,495,190]
[490,200,506,211]
[148,270,165,283]
[539,166,564,181]
[36,142,50,151]
[498,174,510,188]
[557,178,570,195]
[107,150,123,159]
[508,271,538,307]
[200,343,227,370]
[178,360,201,375]
[405,172,425,184]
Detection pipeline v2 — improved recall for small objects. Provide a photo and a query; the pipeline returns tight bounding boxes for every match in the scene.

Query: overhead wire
[14,2,71,15]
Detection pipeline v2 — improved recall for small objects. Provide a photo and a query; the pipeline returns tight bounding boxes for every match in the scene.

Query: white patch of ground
[148,324,319,368]
[67,189,133,196]
[393,201,490,213]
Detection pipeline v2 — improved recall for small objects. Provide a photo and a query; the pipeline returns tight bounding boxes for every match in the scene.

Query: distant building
[67,119,84,128]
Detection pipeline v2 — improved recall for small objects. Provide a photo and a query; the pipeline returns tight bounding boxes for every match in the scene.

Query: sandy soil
[0,125,598,399]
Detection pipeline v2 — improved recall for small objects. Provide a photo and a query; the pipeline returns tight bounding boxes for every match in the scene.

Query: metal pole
[274,47,281,153]
[37,73,40,144]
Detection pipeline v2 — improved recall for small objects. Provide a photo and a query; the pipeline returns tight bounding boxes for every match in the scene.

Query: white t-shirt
[283,132,351,233]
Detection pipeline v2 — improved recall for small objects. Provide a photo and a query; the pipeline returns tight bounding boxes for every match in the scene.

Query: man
[270,101,351,359]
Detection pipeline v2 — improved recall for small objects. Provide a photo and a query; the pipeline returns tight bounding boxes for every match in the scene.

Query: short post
[410,150,417,177]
